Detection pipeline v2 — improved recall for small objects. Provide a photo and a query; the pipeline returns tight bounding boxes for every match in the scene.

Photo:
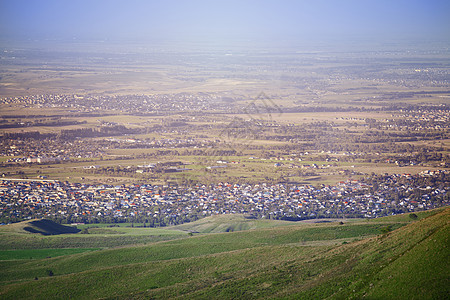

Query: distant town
[1,169,447,226]
[1,46,448,227]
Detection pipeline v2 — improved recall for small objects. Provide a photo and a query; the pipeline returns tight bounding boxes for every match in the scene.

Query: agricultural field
[1,99,448,186]
[1,48,449,183]
[1,45,449,227]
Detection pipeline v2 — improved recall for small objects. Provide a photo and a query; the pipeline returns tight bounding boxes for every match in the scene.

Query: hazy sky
[1,0,449,45]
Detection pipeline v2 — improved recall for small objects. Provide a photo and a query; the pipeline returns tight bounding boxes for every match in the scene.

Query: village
[1,86,449,228]
[1,169,447,226]
[0,93,235,114]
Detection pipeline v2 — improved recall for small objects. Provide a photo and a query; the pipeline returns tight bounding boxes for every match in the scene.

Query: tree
[409,213,418,220]
[380,225,392,235]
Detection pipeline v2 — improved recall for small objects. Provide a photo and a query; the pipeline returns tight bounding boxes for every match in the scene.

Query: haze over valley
[0,1,449,298]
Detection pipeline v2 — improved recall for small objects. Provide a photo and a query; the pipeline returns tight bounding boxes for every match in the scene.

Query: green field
[0,248,99,260]
[0,208,448,299]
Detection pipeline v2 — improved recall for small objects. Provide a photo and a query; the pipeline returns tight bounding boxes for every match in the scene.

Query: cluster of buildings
[373,105,450,131]
[0,93,234,113]
[1,170,447,225]
[0,138,105,163]
[104,137,218,149]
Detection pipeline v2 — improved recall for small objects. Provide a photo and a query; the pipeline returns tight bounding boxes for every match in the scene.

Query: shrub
[380,225,392,235]
[409,213,418,220]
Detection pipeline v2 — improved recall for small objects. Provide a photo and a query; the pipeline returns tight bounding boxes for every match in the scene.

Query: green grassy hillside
[0,208,448,299]
[0,223,187,250]
[0,219,80,235]
[168,214,300,233]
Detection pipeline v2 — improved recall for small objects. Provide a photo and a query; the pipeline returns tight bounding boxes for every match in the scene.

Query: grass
[0,208,447,299]
[363,221,449,299]
[369,207,446,223]
[168,214,297,233]
[75,224,187,236]
[0,248,99,260]
[0,219,80,235]
[0,232,186,250]
[0,217,401,284]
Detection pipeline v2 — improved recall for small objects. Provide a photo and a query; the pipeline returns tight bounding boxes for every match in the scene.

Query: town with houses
[0,91,449,226]
[1,169,447,226]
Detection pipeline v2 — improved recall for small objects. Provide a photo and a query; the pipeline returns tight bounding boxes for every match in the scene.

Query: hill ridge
[0,208,447,299]
[1,219,80,235]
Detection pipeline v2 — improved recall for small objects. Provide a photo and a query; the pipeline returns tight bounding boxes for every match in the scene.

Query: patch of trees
[0,120,85,129]
[1,131,54,140]
[58,125,141,139]
[0,125,143,141]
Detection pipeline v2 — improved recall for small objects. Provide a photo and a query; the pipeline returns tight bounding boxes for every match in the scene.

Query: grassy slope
[0,223,188,250]
[367,208,447,223]
[0,208,448,299]
[167,214,299,233]
[0,222,389,285]
[0,219,80,235]
[0,248,99,260]
[0,231,185,250]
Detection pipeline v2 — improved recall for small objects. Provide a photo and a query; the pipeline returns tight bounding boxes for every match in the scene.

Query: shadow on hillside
[23,219,81,235]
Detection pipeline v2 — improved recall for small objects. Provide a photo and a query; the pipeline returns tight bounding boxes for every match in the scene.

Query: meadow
[0,208,447,299]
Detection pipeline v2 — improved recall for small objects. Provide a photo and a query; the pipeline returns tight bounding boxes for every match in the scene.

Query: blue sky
[1,0,449,44]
